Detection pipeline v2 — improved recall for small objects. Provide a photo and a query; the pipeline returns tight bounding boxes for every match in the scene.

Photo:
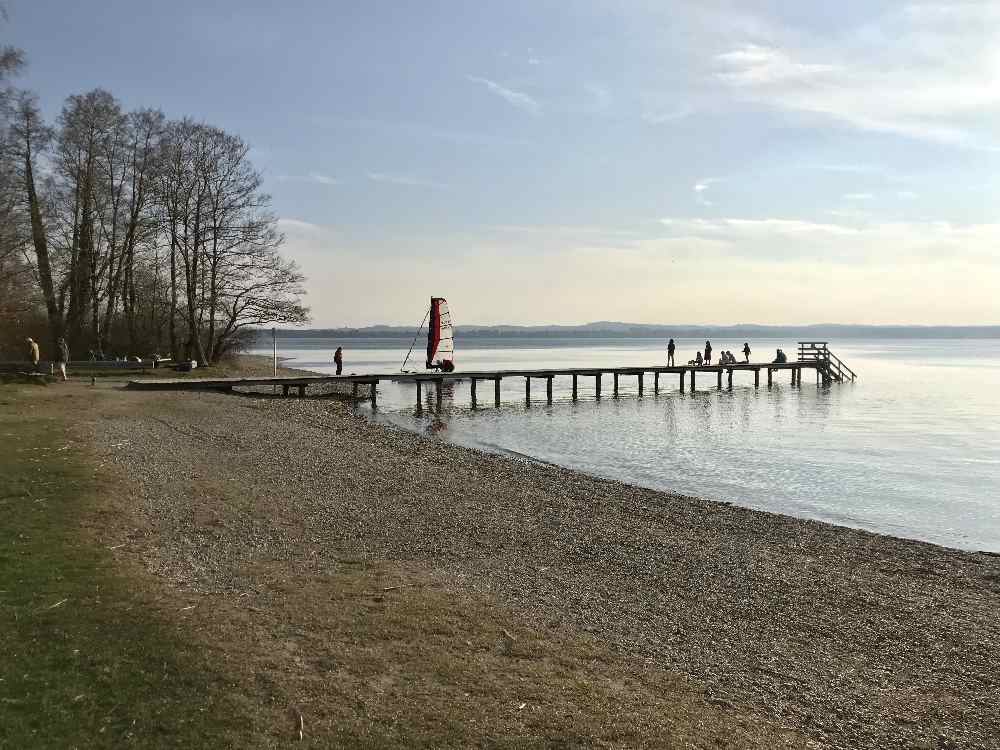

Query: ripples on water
[258,338,1000,552]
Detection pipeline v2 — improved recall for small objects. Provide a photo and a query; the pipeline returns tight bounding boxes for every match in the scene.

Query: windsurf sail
[425,297,454,370]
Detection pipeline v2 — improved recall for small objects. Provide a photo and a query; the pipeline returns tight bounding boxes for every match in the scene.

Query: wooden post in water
[298,384,306,397]
[727,368,733,390]
[754,369,760,388]
[470,378,477,407]
[690,370,696,392]
[596,373,602,399]
[370,383,377,408]
[525,376,531,404]
[572,374,578,401]
[638,372,643,396]
[613,372,619,397]
[282,384,290,397]
[654,371,659,393]
[416,381,421,406]
[494,377,501,407]
[717,369,723,390]
[546,376,553,403]
[767,368,773,388]
[679,371,685,391]
[436,378,443,405]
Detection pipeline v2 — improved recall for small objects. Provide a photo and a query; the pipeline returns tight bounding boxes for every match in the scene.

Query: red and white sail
[425,297,454,369]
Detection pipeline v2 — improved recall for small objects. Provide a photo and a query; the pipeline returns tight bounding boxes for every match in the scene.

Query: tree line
[0,40,308,362]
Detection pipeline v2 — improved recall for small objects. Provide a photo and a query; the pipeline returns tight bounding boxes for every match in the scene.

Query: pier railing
[797,342,857,382]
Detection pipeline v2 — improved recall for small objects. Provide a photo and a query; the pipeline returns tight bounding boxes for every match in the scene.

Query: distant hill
[255,323,1000,340]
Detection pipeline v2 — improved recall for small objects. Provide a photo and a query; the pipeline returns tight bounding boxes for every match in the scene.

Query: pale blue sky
[11,1,1000,325]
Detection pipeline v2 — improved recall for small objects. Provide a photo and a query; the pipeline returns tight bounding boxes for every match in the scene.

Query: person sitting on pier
[773,348,788,364]
[690,351,703,366]
[743,342,751,363]
[667,338,676,367]
[704,341,712,365]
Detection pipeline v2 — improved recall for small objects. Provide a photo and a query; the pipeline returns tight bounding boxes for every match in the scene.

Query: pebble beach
[90,388,1000,749]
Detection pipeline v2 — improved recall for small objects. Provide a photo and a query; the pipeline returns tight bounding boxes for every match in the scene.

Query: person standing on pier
[704,341,713,365]
[743,342,751,363]
[667,338,676,366]
[334,346,343,375]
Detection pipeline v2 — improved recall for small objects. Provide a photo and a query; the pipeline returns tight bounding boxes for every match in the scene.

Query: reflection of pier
[128,343,855,409]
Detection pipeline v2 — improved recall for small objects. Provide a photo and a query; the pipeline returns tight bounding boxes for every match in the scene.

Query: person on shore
[743,342,751,363]
[56,337,69,381]
[667,338,676,367]
[26,337,40,372]
[334,346,343,375]
[704,341,712,365]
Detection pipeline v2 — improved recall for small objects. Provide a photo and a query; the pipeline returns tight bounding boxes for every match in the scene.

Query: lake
[253,337,1000,553]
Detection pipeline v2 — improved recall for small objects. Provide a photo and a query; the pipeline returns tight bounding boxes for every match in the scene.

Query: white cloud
[711,5,1000,147]
[275,173,339,186]
[693,177,722,206]
[466,75,541,115]
[367,172,446,189]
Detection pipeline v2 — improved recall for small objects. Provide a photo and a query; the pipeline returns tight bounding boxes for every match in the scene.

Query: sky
[10,0,1000,326]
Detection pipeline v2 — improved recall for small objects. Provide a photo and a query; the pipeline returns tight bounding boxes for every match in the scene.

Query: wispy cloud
[466,75,541,115]
[367,172,446,189]
[693,177,722,206]
[710,5,1000,148]
[276,173,339,186]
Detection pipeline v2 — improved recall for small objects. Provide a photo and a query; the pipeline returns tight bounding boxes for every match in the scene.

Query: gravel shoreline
[90,389,1000,749]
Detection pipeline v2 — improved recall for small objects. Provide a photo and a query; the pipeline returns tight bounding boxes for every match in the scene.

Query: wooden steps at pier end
[125,342,856,409]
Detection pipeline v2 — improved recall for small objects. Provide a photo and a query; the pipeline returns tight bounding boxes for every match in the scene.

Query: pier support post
[717,370,723,390]
[680,371,685,391]
[470,378,477,407]
[416,381,421,406]
[282,384,289,397]
[791,369,796,386]
[525,377,531,404]
[546,376,553,403]
[613,372,619,397]
[596,373,602,400]
[767,368,773,388]
[352,382,358,399]
[638,373,643,396]
[370,383,377,408]
[436,378,443,406]
[572,374,578,401]
[299,384,306,397]
[690,371,696,392]
[754,369,760,388]
[654,371,659,393]
[494,378,501,407]
[727,369,733,390]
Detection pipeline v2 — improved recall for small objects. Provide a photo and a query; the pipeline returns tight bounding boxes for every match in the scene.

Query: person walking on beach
[704,340,712,365]
[25,337,39,372]
[667,338,676,367]
[743,342,751,363]
[334,346,343,375]
[56,337,69,381]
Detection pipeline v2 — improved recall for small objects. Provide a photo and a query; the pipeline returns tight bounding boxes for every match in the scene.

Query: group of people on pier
[666,339,752,367]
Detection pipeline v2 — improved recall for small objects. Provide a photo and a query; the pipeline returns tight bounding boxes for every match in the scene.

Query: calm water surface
[254,338,1000,552]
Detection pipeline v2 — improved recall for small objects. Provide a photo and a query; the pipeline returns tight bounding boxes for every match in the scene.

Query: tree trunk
[24,152,62,348]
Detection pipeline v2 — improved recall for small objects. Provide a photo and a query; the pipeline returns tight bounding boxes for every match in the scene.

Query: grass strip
[0,385,253,748]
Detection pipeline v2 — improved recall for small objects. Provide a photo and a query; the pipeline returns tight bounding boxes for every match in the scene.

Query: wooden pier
[126,342,856,409]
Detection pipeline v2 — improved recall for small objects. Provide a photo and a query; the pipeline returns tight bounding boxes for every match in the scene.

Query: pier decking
[126,343,856,408]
